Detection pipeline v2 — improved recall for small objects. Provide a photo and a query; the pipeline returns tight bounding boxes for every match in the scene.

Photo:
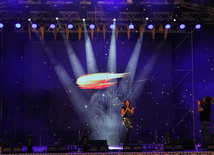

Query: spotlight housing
[195,24,201,29]
[128,23,134,29]
[0,23,4,28]
[165,24,171,29]
[31,23,37,29]
[50,24,56,29]
[148,24,154,30]
[67,24,73,29]
[89,24,95,29]
[110,24,115,29]
[15,23,22,29]
[179,24,185,29]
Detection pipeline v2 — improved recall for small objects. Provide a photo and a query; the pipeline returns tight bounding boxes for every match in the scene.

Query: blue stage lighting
[89,24,95,29]
[31,23,37,29]
[110,24,115,29]
[195,24,201,29]
[148,24,153,30]
[128,23,134,29]
[0,23,4,28]
[50,24,56,29]
[179,24,185,29]
[67,24,73,29]
[15,23,21,29]
[165,24,171,29]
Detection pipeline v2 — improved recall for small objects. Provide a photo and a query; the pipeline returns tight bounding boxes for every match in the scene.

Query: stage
[1,145,214,155]
[1,151,214,155]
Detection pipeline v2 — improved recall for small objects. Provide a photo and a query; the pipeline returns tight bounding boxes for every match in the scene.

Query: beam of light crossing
[130,41,166,106]
[57,21,86,79]
[107,19,117,73]
[83,20,98,74]
[32,25,93,126]
[117,23,147,102]
[118,38,143,102]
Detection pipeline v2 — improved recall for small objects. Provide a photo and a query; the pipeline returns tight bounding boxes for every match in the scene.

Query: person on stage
[121,99,134,144]
[197,96,213,149]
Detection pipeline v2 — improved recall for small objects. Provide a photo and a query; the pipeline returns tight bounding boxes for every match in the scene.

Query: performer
[121,99,134,144]
[197,96,213,149]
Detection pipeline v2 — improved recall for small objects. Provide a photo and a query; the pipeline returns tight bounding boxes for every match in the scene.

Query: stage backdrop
[21,39,173,145]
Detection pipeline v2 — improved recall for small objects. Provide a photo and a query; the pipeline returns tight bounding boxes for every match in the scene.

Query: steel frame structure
[0,0,214,24]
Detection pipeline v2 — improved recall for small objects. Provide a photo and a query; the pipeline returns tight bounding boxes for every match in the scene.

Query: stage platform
[0,151,214,155]
[1,145,214,155]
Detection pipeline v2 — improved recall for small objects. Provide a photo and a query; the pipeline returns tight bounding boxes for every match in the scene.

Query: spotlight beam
[57,21,86,79]
[106,19,118,111]
[107,20,117,73]
[83,20,98,74]
[130,41,166,106]
[118,38,143,102]
[54,64,91,124]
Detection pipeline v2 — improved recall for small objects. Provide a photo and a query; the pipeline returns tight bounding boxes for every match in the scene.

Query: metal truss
[1,9,214,23]
[0,0,214,33]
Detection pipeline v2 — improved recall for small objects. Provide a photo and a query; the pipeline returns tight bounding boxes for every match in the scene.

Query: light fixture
[110,24,115,29]
[179,24,185,30]
[67,24,73,29]
[50,24,56,29]
[128,23,134,29]
[0,23,4,28]
[31,23,37,29]
[195,24,201,29]
[148,24,154,30]
[165,24,171,29]
[89,24,95,29]
[15,23,22,29]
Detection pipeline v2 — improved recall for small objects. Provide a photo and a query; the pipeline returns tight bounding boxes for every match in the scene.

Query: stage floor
[1,151,214,155]
[1,145,214,154]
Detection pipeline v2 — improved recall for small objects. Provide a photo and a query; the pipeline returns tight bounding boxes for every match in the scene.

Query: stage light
[67,24,73,29]
[110,24,115,29]
[195,24,201,29]
[0,23,4,28]
[15,23,21,29]
[148,24,153,30]
[179,24,185,29]
[113,18,116,21]
[128,23,134,29]
[82,18,85,21]
[28,18,31,21]
[50,24,56,29]
[32,23,37,29]
[173,18,176,22]
[55,17,59,20]
[89,24,95,29]
[146,17,149,21]
[165,24,171,29]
